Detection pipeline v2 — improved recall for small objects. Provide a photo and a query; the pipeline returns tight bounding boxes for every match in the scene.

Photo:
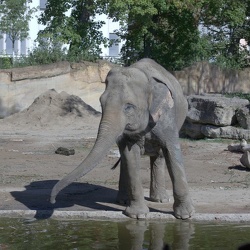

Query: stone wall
[0,60,115,118]
[1,60,250,119]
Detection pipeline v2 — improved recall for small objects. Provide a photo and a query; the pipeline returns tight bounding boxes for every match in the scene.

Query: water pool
[0,218,249,249]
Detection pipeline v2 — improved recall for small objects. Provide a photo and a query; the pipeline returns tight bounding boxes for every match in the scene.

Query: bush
[0,57,12,69]
[14,45,100,67]
[224,93,250,102]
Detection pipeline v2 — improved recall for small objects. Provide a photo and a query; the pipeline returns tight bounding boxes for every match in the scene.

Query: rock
[55,147,75,156]
[240,151,250,169]
[236,104,250,129]
[228,139,248,152]
[228,144,243,152]
[98,60,117,83]
[201,125,250,140]
[187,94,249,126]
[180,120,205,139]
[200,125,222,138]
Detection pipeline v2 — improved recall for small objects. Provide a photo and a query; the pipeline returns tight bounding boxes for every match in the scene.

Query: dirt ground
[0,90,249,217]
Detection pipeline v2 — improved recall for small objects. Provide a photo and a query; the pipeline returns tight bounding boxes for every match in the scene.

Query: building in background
[95,13,123,60]
[0,0,123,59]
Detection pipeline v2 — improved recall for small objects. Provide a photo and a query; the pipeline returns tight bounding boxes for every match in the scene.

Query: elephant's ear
[149,77,174,123]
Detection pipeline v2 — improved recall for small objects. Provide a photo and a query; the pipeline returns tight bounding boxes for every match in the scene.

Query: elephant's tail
[111,157,121,170]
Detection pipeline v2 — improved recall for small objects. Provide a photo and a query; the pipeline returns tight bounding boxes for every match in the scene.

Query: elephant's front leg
[116,158,129,205]
[119,140,149,219]
[150,152,169,203]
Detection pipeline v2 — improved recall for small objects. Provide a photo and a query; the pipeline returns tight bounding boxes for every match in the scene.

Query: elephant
[50,58,195,219]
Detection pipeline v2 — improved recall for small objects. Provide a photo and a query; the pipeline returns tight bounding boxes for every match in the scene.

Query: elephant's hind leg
[149,152,169,203]
[153,120,195,219]
[162,140,195,219]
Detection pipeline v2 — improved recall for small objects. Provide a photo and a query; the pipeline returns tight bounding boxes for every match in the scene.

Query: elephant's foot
[173,195,195,219]
[149,189,170,203]
[124,201,149,219]
[116,191,129,205]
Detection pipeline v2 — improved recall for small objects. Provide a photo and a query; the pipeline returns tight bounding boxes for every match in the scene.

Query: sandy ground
[0,90,249,220]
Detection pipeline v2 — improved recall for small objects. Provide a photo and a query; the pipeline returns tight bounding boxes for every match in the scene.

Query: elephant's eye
[124,103,136,113]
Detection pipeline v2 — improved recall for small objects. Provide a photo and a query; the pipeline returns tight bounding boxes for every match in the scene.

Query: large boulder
[240,151,250,169]
[187,94,249,126]
[180,120,205,139]
[236,104,250,129]
[182,121,250,140]
[201,125,250,140]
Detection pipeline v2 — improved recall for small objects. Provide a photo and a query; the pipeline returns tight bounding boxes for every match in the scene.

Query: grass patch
[224,92,250,102]
[180,137,239,144]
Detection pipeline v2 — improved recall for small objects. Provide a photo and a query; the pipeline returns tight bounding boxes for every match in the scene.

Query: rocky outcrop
[182,94,250,139]
[2,58,250,132]
[0,60,115,118]
[236,105,250,129]
[186,94,248,126]
[201,125,250,139]
[2,60,250,119]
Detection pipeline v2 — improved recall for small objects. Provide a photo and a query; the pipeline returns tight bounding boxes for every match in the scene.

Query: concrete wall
[0,60,115,118]
[1,60,250,118]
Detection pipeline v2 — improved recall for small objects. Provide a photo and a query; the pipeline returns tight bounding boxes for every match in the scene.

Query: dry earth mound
[0,89,101,131]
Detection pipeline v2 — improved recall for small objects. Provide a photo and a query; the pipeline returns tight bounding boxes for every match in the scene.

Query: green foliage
[2,0,250,70]
[21,39,67,66]
[0,0,36,58]
[38,0,107,61]
[198,0,250,69]
[14,35,100,67]
[0,57,12,69]
[106,1,200,69]
[224,92,250,102]
[107,0,250,70]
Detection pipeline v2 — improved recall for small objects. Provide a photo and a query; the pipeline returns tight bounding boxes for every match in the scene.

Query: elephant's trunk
[50,113,124,204]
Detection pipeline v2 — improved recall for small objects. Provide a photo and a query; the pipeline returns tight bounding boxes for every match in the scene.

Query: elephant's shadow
[11,180,122,219]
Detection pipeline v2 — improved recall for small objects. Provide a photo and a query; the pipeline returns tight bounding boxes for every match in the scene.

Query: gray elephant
[50,58,195,219]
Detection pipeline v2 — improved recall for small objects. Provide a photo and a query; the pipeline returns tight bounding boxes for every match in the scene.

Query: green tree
[106,0,250,70]
[38,0,108,61]
[199,0,250,69]
[0,0,36,62]
[105,0,201,70]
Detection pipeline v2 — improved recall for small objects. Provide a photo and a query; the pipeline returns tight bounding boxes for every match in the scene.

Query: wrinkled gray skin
[50,58,195,219]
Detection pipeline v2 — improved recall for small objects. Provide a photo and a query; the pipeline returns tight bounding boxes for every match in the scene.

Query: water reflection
[0,218,249,249]
[117,220,194,250]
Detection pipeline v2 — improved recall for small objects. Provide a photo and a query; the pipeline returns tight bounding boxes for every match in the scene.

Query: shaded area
[61,94,101,117]
[228,165,250,172]
[10,180,174,220]
[11,180,121,219]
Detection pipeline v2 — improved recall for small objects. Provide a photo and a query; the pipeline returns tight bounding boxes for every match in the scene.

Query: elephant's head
[100,67,154,135]
[50,63,174,204]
